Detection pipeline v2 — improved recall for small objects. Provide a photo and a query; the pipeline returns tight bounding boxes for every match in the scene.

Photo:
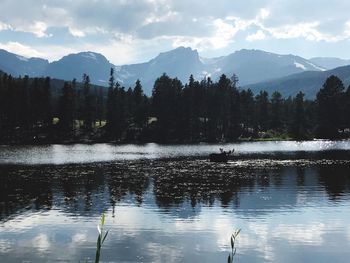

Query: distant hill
[309,57,350,70]
[245,65,350,99]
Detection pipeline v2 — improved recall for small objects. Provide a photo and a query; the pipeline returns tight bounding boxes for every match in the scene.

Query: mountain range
[116,47,328,92]
[0,47,349,98]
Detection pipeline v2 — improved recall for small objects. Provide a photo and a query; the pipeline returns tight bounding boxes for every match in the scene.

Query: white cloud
[249,8,350,43]
[263,22,345,42]
[68,27,86,37]
[143,10,179,25]
[0,21,12,31]
[258,8,270,20]
[345,21,350,37]
[211,18,244,47]
[201,8,270,49]
[31,21,50,38]
[16,21,51,38]
[88,40,138,65]
[246,30,266,41]
[171,8,269,51]
[171,36,203,50]
[0,20,51,38]
[171,16,251,51]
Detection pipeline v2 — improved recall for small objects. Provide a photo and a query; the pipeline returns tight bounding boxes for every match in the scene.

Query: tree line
[0,69,349,144]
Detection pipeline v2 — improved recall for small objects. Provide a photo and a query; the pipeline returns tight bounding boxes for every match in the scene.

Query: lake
[0,141,350,262]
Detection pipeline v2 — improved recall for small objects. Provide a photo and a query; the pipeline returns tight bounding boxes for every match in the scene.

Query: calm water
[1,141,350,262]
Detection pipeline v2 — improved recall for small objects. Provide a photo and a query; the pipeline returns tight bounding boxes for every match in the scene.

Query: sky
[0,0,349,65]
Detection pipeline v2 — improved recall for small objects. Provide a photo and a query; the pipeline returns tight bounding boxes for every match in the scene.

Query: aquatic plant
[227,229,240,263]
[95,213,109,263]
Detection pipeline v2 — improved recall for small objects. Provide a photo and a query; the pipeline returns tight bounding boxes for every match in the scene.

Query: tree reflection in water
[0,159,350,222]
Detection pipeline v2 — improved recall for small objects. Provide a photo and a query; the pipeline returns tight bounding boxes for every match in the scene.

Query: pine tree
[82,74,94,131]
[270,91,283,131]
[42,77,52,128]
[114,85,127,139]
[96,88,104,127]
[239,89,255,136]
[58,81,75,132]
[133,79,148,129]
[316,75,344,138]
[106,68,116,133]
[152,74,183,142]
[255,90,270,131]
[290,91,307,139]
[345,86,350,129]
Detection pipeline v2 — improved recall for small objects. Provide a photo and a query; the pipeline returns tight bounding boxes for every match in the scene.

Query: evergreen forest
[0,69,349,144]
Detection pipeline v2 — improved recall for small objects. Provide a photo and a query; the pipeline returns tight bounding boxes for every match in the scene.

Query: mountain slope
[0,49,49,76]
[116,47,206,92]
[245,65,350,99]
[309,57,350,70]
[44,52,114,85]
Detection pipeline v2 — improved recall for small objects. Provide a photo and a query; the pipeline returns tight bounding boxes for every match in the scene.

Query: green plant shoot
[95,213,109,263]
[228,229,240,263]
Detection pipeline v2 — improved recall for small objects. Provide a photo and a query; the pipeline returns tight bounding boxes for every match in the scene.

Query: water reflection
[318,165,350,200]
[1,159,350,220]
[0,157,350,262]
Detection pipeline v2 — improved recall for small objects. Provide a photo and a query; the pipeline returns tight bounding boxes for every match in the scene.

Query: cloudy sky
[0,0,349,64]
